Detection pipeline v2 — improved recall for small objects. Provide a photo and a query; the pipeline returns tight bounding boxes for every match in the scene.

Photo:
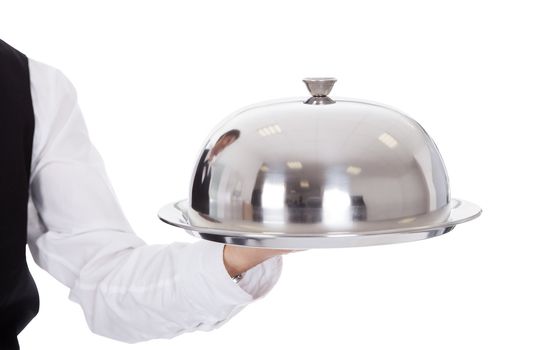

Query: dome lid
[158,78,481,249]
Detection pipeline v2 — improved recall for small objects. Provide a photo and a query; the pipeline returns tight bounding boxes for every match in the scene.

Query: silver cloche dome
[159,78,482,249]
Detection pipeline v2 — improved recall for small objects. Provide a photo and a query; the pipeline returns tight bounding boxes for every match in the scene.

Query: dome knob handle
[303,77,337,105]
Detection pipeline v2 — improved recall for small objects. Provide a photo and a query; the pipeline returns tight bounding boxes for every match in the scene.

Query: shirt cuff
[186,240,283,308]
[236,251,283,299]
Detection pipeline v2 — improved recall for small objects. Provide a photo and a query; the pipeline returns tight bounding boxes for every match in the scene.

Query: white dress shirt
[24,58,283,343]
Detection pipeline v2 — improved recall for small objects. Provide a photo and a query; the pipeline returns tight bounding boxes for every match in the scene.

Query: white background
[2,0,536,349]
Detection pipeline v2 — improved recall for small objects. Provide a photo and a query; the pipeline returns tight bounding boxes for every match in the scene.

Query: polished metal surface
[303,77,337,105]
[159,78,482,248]
[159,198,481,249]
[303,77,337,96]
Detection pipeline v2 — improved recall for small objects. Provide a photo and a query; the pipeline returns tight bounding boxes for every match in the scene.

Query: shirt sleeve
[25,58,283,343]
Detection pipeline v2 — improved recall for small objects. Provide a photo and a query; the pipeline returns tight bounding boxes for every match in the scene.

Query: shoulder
[27,57,80,129]
[27,58,83,172]
[28,58,78,101]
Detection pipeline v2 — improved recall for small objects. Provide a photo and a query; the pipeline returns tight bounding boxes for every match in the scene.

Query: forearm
[30,234,282,343]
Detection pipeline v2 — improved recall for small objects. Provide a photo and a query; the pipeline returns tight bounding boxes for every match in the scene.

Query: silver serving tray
[158,198,482,249]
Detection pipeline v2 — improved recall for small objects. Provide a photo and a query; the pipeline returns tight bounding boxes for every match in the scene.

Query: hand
[223,244,302,277]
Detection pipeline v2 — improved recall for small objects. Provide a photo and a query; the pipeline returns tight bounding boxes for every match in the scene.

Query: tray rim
[157,198,482,248]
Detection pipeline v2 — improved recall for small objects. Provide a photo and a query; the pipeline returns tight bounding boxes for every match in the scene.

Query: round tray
[158,198,482,249]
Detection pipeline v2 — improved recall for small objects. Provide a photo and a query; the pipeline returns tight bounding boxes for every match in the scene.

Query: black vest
[0,39,39,349]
